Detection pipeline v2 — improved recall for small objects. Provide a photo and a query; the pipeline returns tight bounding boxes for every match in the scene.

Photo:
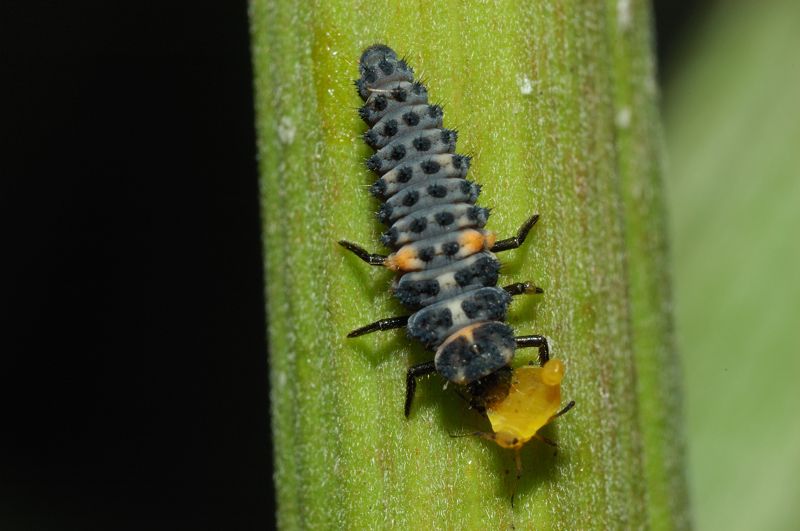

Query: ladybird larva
[339,46,574,454]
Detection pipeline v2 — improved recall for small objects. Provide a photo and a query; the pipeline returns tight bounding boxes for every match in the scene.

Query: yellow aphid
[471,359,572,505]
[486,359,566,450]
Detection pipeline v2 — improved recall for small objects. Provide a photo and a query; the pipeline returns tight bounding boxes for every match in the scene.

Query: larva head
[485,360,565,450]
[356,44,414,100]
[359,44,397,72]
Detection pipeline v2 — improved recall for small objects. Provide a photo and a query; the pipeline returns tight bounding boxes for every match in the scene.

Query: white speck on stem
[517,75,533,96]
[278,116,296,145]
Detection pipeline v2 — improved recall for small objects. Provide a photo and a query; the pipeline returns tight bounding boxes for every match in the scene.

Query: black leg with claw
[405,361,436,417]
[347,315,409,338]
[490,213,539,253]
[338,240,387,266]
[514,335,550,366]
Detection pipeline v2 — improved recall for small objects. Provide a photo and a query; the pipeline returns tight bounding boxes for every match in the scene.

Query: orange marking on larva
[386,247,417,272]
[439,322,480,347]
[484,231,497,249]
[458,229,485,253]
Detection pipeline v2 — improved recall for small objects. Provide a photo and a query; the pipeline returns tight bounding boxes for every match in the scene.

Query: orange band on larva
[385,248,417,272]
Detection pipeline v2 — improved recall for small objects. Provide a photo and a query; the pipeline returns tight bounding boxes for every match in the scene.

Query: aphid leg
[554,400,576,419]
[450,430,522,506]
[448,430,489,439]
[347,315,409,338]
[490,213,539,253]
[338,240,387,266]
[534,434,560,458]
[510,448,523,508]
[514,335,550,366]
[502,282,544,296]
[534,434,558,447]
[405,361,436,417]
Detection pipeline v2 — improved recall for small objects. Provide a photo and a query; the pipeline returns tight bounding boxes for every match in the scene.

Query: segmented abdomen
[357,45,505,351]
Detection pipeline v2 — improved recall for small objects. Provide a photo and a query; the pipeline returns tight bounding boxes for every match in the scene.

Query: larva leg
[490,213,539,253]
[502,282,543,296]
[405,360,436,417]
[514,335,550,366]
[347,315,409,338]
[338,240,387,266]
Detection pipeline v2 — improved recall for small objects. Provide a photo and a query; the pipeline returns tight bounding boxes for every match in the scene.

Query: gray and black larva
[340,44,551,417]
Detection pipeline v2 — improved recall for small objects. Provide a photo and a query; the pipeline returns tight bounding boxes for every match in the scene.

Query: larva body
[342,44,552,418]
[358,45,516,384]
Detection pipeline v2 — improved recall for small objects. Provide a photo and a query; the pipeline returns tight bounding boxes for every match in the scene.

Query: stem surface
[250,1,689,528]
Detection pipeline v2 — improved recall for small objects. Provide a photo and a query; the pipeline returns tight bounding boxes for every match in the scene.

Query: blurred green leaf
[665,1,800,529]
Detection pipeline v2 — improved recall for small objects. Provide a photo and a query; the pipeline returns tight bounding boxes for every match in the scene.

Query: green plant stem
[606,1,691,529]
[250,1,689,528]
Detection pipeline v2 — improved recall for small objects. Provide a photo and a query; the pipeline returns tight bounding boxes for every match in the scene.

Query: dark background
[1,1,710,529]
